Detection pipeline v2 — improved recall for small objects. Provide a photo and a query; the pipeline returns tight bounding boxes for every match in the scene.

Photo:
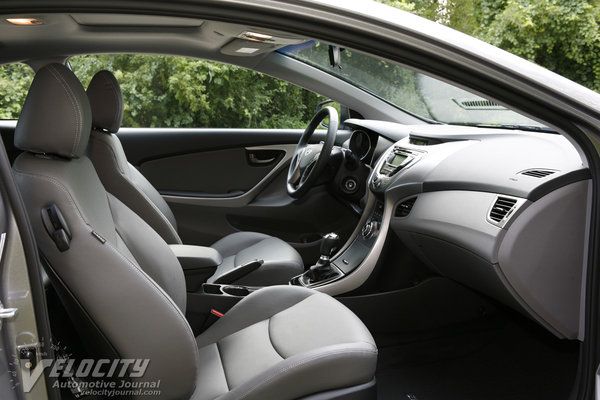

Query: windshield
[280,41,548,130]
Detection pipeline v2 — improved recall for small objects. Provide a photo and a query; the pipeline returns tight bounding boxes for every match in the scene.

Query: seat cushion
[193,286,377,400]
[209,232,304,285]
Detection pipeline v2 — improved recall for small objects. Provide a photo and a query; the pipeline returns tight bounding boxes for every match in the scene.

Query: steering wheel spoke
[299,160,317,185]
[287,107,338,198]
[287,157,302,186]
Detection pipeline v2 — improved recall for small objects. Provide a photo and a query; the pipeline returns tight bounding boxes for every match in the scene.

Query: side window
[0,63,35,119]
[70,54,334,129]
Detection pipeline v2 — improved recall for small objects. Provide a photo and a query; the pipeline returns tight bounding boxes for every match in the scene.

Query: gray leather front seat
[85,70,303,286]
[13,63,377,400]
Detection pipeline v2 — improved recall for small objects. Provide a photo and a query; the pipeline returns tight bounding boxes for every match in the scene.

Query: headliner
[0,13,308,69]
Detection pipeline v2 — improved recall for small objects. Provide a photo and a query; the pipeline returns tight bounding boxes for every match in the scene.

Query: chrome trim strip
[316,194,391,296]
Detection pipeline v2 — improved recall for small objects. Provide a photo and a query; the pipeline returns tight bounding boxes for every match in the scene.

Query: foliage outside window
[69,54,325,128]
[0,63,34,119]
[3,1,599,123]
[378,0,600,93]
[283,42,544,127]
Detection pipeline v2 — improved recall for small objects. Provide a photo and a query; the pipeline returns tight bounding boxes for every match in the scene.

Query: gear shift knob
[320,232,340,259]
[301,232,341,286]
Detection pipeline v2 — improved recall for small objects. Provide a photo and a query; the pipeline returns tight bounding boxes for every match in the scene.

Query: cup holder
[202,283,251,297]
[221,285,250,296]
[203,283,222,295]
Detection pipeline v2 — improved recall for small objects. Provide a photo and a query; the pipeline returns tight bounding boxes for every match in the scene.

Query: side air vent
[453,98,507,110]
[520,169,556,178]
[395,197,417,217]
[489,196,517,223]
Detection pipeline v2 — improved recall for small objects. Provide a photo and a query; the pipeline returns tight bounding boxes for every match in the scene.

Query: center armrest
[169,244,223,270]
[169,245,222,291]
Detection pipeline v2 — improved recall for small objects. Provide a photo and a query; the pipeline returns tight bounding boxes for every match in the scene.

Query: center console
[291,143,424,290]
[187,282,259,335]
[290,200,385,288]
[371,146,423,192]
[170,244,262,335]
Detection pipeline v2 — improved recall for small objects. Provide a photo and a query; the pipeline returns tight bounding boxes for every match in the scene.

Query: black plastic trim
[529,169,592,201]
[423,168,591,201]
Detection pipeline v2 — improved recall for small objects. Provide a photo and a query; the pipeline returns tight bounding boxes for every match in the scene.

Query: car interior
[0,11,591,400]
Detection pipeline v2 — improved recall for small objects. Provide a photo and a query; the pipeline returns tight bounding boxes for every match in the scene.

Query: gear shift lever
[304,233,340,284]
[319,232,340,262]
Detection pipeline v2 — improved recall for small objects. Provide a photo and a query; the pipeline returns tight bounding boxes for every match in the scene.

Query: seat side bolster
[88,131,182,244]
[107,192,188,313]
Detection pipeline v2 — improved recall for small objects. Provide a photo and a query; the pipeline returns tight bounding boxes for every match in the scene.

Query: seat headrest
[87,70,123,134]
[15,63,92,159]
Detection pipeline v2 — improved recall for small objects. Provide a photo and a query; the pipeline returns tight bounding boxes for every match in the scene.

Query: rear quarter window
[0,63,34,119]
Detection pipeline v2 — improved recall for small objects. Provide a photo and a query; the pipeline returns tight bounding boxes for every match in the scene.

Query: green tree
[378,0,480,34]
[478,0,600,91]
[3,1,600,122]
[71,54,324,128]
[0,63,34,119]
[379,0,600,92]
[291,42,432,118]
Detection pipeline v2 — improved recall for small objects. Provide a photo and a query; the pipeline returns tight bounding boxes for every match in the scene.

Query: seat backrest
[86,70,182,244]
[13,63,197,399]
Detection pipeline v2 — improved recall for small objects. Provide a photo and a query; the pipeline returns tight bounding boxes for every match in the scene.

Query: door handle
[246,150,282,166]
[249,155,276,165]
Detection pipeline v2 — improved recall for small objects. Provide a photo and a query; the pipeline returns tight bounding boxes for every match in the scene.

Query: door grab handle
[248,153,276,165]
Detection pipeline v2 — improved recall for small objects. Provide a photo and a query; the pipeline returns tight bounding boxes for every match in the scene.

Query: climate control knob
[361,220,378,239]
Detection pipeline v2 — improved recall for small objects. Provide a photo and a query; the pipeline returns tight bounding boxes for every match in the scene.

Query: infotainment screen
[390,154,407,167]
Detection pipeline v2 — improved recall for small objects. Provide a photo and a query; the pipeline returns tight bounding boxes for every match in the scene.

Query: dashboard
[343,119,590,340]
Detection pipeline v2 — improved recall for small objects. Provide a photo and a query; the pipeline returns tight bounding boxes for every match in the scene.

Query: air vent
[395,197,417,217]
[453,98,507,110]
[489,197,517,223]
[520,169,556,178]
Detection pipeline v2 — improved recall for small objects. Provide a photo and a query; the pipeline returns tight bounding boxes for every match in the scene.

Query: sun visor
[220,31,306,56]
[220,38,276,56]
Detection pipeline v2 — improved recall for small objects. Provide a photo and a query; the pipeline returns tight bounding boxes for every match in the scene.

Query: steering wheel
[287,106,338,198]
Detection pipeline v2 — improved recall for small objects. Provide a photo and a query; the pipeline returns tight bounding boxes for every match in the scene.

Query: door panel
[117,128,350,165]
[140,147,282,197]
[156,144,295,205]
[119,128,358,264]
